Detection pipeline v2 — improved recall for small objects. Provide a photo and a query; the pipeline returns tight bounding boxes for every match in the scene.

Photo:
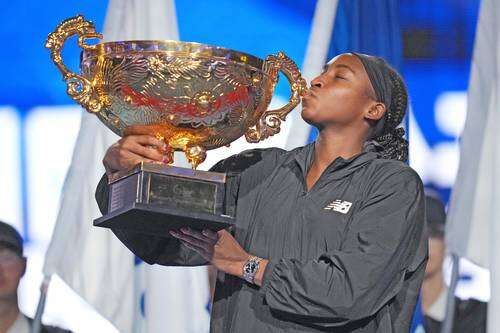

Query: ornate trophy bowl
[46,15,306,235]
[46,15,307,168]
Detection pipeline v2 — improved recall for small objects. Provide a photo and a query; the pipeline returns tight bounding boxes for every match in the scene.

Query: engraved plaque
[148,174,217,214]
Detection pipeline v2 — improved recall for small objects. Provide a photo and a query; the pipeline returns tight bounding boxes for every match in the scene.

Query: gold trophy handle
[245,52,307,143]
[45,15,103,113]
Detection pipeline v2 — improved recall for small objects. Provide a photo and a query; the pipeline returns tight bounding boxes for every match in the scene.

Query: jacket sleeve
[259,167,426,328]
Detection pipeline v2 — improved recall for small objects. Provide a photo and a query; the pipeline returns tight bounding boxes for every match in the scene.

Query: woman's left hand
[170,228,249,278]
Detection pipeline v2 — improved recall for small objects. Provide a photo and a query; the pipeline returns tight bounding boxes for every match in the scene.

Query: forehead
[0,244,20,255]
[326,53,365,72]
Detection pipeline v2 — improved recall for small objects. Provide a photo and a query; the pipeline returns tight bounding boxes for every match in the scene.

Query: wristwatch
[242,256,262,284]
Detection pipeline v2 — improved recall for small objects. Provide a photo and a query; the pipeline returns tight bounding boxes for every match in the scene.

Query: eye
[335,75,347,80]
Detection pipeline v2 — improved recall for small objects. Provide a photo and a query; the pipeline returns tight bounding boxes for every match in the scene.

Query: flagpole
[284,0,338,150]
[133,260,143,333]
[30,275,51,333]
[441,254,460,333]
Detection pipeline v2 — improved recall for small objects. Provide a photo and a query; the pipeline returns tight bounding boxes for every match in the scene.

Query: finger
[181,237,211,254]
[117,151,156,169]
[132,135,167,149]
[202,229,219,241]
[120,139,166,161]
[125,142,166,162]
[123,126,158,137]
[170,230,185,239]
[172,230,213,250]
[121,134,166,149]
[105,150,155,174]
[181,227,217,244]
[180,240,208,256]
[217,229,232,238]
[169,233,203,252]
[170,229,184,239]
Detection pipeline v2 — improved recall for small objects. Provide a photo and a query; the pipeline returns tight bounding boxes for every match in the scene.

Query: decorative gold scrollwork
[245,52,307,143]
[45,15,104,113]
[47,15,307,169]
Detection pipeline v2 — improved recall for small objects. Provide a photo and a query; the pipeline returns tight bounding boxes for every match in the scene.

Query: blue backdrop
[0,0,481,248]
[0,1,485,331]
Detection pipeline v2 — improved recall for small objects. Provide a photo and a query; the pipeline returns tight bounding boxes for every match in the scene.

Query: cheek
[425,257,437,275]
[0,276,21,296]
[314,87,367,123]
[0,266,23,295]
[425,239,445,274]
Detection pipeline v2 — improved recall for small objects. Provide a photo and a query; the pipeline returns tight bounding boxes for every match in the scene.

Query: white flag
[445,0,500,330]
[42,112,129,331]
[284,0,338,150]
[44,1,211,332]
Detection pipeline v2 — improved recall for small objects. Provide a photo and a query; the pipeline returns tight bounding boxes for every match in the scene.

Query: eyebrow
[323,63,356,75]
[334,63,356,74]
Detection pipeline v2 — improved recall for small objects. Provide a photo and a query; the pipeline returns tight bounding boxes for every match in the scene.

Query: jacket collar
[291,142,379,180]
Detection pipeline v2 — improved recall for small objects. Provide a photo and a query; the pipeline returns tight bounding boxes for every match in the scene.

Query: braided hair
[353,53,409,162]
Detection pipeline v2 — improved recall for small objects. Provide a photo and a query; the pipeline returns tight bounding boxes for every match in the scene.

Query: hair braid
[373,68,409,162]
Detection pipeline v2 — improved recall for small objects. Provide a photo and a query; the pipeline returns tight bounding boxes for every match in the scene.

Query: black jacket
[424,297,487,333]
[96,144,428,333]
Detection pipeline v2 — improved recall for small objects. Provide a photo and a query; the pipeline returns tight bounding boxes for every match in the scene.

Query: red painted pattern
[121,85,251,118]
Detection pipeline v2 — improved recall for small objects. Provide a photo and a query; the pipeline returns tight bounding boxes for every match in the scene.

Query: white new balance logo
[324,200,352,214]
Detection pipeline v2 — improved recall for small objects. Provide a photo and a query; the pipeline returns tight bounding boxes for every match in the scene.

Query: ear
[365,102,386,121]
[21,257,27,277]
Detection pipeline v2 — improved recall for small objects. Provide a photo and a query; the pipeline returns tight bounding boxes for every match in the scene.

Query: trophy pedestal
[93,163,235,236]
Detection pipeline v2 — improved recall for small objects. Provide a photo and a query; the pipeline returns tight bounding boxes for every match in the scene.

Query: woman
[97,53,427,332]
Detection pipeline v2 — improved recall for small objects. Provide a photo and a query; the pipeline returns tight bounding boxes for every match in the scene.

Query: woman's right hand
[103,135,169,177]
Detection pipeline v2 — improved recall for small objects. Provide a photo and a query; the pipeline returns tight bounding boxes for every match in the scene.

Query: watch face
[244,260,258,273]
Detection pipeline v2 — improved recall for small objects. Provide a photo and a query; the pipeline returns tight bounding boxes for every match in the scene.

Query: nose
[310,77,323,89]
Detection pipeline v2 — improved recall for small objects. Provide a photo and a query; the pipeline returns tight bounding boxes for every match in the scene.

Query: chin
[0,288,11,298]
[301,111,322,130]
[301,105,316,125]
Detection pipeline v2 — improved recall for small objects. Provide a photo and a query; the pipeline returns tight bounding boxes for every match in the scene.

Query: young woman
[97,53,427,333]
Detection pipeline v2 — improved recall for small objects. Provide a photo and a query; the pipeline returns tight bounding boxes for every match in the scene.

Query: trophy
[46,15,307,235]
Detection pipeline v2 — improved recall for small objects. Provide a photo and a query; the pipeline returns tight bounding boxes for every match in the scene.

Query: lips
[301,85,317,109]
[302,96,313,108]
[302,90,316,105]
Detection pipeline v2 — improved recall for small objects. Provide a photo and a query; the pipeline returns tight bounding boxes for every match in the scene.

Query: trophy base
[94,162,236,236]
[94,202,234,236]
